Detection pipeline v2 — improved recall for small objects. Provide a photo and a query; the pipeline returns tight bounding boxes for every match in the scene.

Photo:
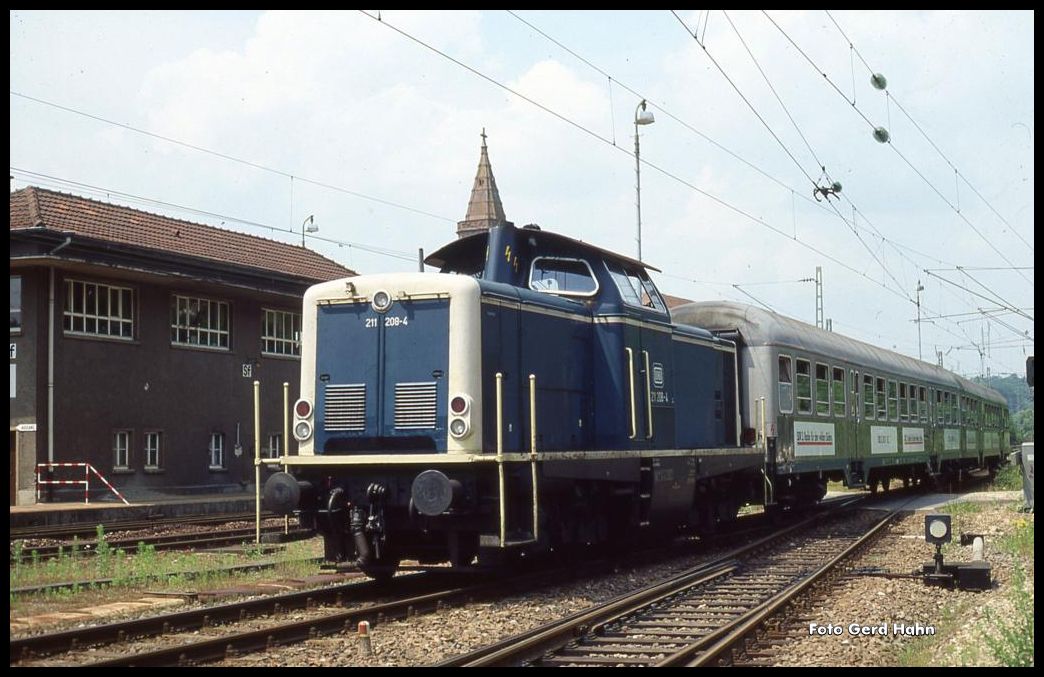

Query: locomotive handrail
[625,347,637,440]
[643,349,654,440]
[496,372,506,547]
[529,373,539,542]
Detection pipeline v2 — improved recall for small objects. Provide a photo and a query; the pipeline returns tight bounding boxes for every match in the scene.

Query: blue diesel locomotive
[264,222,1008,577]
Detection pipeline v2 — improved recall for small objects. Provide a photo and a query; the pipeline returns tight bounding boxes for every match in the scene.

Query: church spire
[457,128,511,239]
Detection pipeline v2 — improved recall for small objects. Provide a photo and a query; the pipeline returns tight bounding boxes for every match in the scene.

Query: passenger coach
[672,302,1009,501]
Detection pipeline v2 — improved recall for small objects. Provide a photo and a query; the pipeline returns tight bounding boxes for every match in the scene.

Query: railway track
[437,504,893,667]
[10,568,468,667]
[10,512,276,541]
[10,497,877,667]
[11,524,311,563]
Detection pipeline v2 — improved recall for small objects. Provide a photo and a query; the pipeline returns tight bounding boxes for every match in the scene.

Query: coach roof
[672,301,1005,406]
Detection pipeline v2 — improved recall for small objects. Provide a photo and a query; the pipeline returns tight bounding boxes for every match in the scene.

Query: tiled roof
[10,187,355,282]
[662,293,695,309]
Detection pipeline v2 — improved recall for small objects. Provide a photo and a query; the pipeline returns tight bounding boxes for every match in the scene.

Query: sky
[9,10,1034,380]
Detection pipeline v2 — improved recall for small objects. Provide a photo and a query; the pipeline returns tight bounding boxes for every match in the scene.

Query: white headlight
[449,418,469,438]
[372,290,392,313]
[929,519,948,539]
[293,420,313,441]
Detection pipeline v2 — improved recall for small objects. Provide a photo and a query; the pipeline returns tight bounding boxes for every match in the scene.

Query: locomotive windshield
[605,260,667,312]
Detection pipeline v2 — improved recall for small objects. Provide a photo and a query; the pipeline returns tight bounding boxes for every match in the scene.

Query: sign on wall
[871,426,898,454]
[944,428,961,451]
[794,421,836,457]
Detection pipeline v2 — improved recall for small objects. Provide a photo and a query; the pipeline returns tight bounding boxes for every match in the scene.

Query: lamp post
[634,100,655,262]
[916,280,925,360]
[301,214,317,247]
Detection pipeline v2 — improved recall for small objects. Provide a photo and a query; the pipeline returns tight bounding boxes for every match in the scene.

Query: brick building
[9,187,354,504]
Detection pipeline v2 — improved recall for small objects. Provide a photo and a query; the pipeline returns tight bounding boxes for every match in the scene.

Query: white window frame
[144,431,161,469]
[815,362,831,417]
[777,354,794,414]
[172,295,230,350]
[262,308,301,357]
[209,432,226,469]
[64,279,135,340]
[114,430,131,470]
[832,366,846,419]
[795,358,812,415]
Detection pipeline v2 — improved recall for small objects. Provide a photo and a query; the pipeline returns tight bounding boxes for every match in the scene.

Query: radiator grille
[394,382,438,429]
[324,384,366,431]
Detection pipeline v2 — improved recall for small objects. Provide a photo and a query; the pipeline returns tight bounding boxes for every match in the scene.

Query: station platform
[826,488,1026,513]
[10,491,261,530]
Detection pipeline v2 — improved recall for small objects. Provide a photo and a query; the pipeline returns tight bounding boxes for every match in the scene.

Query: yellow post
[529,374,539,541]
[283,381,290,535]
[254,380,261,545]
[496,372,505,547]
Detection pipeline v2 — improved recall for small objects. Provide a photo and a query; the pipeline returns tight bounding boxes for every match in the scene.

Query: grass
[939,500,982,516]
[11,526,323,597]
[996,517,1034,558]
[983,564,1035,666]
[989,463,1024,491]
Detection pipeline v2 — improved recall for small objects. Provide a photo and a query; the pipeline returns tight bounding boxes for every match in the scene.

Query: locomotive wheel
[881,478,891,493]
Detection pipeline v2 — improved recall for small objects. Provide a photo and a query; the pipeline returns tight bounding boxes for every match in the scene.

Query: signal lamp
[293,420,313,441]
[924,513,952,545]
[450,395,469,415]
[295,398,312,419]
[372,290,392,313]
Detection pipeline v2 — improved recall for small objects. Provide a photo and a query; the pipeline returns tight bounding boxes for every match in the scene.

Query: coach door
[848,369,860,458]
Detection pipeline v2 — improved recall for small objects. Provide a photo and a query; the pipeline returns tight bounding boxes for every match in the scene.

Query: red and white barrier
[35,463,131,505]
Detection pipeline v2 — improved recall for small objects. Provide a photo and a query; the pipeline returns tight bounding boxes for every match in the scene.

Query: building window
[114,430,131,470]
[777,355,793,414]
[815,363,830,416]
[795,359,812,415]
[172,295,230,349]
[209,432,226,469]
[10,276,21,333]
[64,279,134,339]
[262,309,301,357]
[832,367,846,418]
[145,431,161,469]
[266,433,282,460]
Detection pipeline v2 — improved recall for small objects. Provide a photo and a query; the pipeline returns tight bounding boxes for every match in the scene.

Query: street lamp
[916,280,925,360]
[301,214,318,247]
[634,99,655,262]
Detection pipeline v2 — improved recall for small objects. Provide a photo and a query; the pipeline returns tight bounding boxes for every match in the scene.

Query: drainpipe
[44,237,71,466]
[47,267,55,463]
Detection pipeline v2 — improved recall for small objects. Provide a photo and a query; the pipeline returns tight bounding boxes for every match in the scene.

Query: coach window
[943,392,951,424]
[887,380,898,421]
[815,363,830,416]
[899,383,909,421]
[863,375,875,420]
[778,355,794,414]
[832,367,846,418]
[796,359,812,415]
[875,377,887,420]
[909,385,918,424]
[936,390,944,424]
[919,387,928,422]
